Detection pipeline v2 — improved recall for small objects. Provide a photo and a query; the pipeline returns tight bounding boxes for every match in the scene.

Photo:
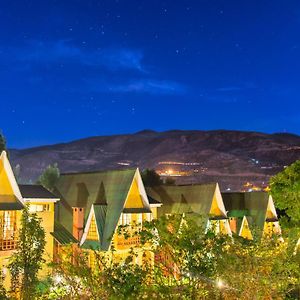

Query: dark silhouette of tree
[0,130,8,156]
[141,169,163,187]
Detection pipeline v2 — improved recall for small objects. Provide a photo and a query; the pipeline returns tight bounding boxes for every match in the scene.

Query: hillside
[10,129,300,191]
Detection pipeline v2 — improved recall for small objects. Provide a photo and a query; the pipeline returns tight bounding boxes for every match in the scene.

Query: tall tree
[38,163,60,192]
[0,131,8,155]
[9,205,46,299]
[270,160,300,224]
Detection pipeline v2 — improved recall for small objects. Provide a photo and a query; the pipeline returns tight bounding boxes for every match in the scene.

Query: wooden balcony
[116,235,141,250]
[0,238,18,251]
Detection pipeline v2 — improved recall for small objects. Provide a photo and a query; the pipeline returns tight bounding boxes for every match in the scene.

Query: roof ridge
[60,168,137,176]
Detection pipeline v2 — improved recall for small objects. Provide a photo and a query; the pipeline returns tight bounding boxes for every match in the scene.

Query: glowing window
[122,214,131,225]
[136,214,143,226]
[0,211,17,251]
[29,204,50,213]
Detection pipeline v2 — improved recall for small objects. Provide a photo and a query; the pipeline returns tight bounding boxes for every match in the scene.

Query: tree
[46,215,300,299]
[38,163,60,192]
[141,169,163,187]
[9,205,46,299]
[0,130,8,156]
[270,160,300,224]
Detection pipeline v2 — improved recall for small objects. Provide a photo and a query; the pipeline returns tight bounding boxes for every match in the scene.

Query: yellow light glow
[216,279,224,289]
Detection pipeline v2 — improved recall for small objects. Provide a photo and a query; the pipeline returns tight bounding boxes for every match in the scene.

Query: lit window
[136,214,143,226]
[29,204,50,213]
[0,211,17,251]
[122,214,131,225]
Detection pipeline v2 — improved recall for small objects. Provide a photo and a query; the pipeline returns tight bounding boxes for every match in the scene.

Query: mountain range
[10,129,300,191]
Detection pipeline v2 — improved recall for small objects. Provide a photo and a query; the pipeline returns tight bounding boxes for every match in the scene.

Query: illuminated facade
[54,168,162,267]
[0,151,59,286]
[146,183,232,236]
[19,184,60,275]
[222,191,282,240]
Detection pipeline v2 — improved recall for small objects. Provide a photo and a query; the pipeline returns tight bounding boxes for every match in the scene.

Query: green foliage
[0,273,9,299]
[141,169,163,187]
[0,131,7,153]
[38,163,60,192]
[46,215,300,299]
[270,160,300,224]
[9,205,46,300]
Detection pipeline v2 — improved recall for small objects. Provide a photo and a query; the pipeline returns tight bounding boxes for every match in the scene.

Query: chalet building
[18,184,60,275]
[0,151,23,286]
[222,192,282,240]
[53,168,162,267]
[0,151,59,286]
[146,183,232,236]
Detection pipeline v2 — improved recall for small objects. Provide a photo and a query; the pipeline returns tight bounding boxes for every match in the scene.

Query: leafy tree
[47,215,300,299]
[0,130,9,157]
[9,205,46,299]
[38,163,60,192]
[270,160,300,224]
[0,273,8,300]
[141,169,163,187]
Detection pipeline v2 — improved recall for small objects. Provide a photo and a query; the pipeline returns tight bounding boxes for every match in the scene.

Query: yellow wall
[124,179,144,209]
[209,193,224,217]
[263,221,281,237]
[239,218,253,240]
[0,160,14,196]
[28,201,55,277]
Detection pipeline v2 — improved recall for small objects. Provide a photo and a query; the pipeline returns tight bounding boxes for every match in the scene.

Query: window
[144,213,153,222]
[0,211,17,251]
[122,213,131,226]
[29,204,50,213]
[136,214,143,226]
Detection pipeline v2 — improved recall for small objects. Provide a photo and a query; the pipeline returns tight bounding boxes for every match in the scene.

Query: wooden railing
[0,239,18,251]
[116,235,141,249]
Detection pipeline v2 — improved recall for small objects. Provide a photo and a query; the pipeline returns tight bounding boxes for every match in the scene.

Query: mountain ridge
[9,129,300,191]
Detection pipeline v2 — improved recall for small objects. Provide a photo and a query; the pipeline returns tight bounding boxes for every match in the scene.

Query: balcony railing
[0,239,18,251]
[116,235,141,249]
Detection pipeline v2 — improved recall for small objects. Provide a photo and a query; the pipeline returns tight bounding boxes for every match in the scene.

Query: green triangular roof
[222,192,270,238]
[55,168,147,251]
[146,183,219,221]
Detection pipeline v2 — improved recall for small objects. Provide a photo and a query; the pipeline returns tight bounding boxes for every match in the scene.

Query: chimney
[229,217,237,234]
[72,207,84,241]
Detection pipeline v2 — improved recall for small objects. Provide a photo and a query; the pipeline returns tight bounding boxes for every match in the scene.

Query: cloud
[1,40,188,96]
[4,40,145,72]
[107,79,187,95]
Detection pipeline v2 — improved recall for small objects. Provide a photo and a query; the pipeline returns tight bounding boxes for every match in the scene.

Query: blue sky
[0,0,300,148]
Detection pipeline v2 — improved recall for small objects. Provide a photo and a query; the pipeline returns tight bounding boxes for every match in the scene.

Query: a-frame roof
[0,151,24,210]
[222,191,274,237]
[146,183,225,220]
[55,168,151,250]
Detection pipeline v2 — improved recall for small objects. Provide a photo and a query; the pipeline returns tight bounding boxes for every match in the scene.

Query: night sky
[1,1,300,148]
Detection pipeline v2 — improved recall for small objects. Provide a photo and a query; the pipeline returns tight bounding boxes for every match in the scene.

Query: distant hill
[10,129,300,191]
